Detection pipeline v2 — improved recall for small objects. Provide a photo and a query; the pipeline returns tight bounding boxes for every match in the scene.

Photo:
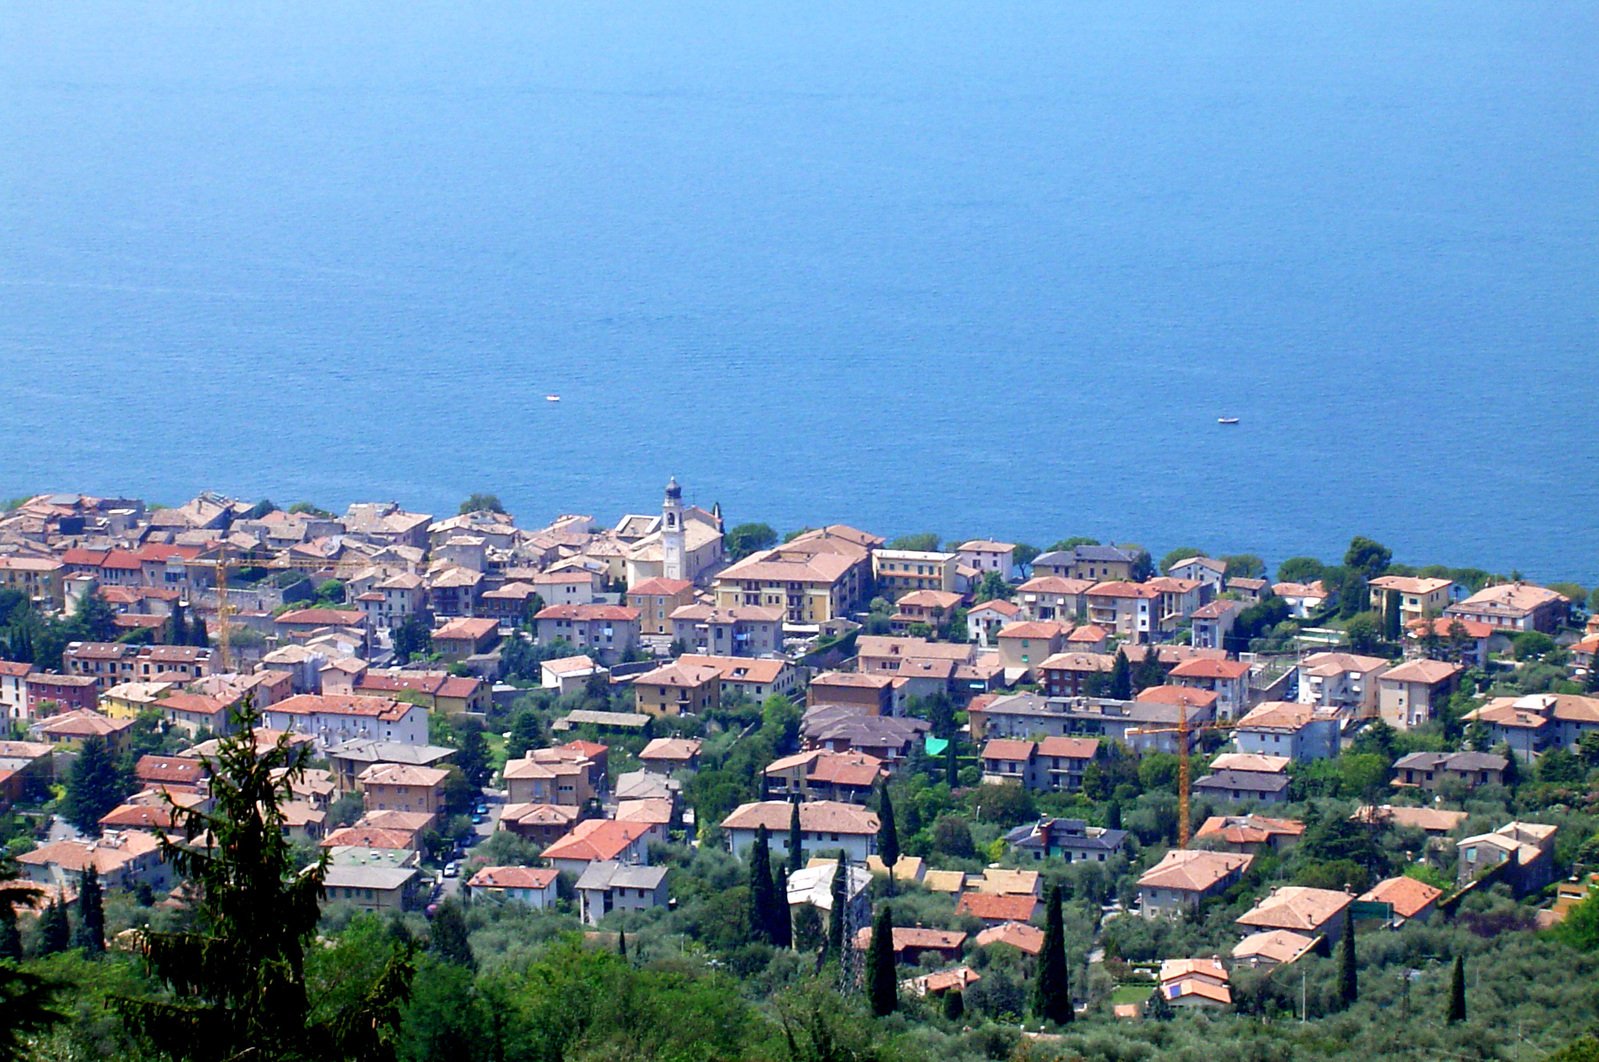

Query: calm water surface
[2,2,1595,580]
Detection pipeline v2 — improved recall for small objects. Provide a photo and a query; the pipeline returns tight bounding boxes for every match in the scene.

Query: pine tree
[788,800,804,875]
[73,865,105,954]
[72,581,118,641]
[0,858,61,1051]
[429,898,475,971]
[114,699,412,1059]
[826,860,846,963]
[942,987,964,1021]
[865,904,896,1016]
[62,735,125,835]
[1108,649,1132,701]
[877,783,899,895]
[1338,908,1357,1008]
[1032,883,1071,1024]
[748,825,778,944]
[455,723,491,789]
[38,897,70,955]
[1447,955,1466,1023]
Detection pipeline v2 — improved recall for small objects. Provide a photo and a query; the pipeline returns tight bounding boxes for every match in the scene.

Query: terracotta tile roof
[36,710,132,737]
[276,608,365,627]
[853,925,967,952]
[954,892,1039,923]
[1065,624,1110,642]
[1272,581,1328,598]
[1168,658,1251,680]
[974,920,1045,955]
[638,737,703,762]
[1207,753,1290,774]
[633,662,723,688]
[1236,887,1353,933]
[1358,876,1442,919]
[1137,849,1252,892]
[1037,736,1099,760]
[541,819,652,863]
[626,577,693,597]
[1087,581,1160,599]
[967,599,1021,617]
[1450,581,1567,614]
[922,870,967,893]
[158,692,230,718]
[432,617,501,641]
[535,604,640,622]
[1232,929,1318,965]
[468,866,559,890]
[541,654,599,675]
[1016,576,1096,595]
[1190,599,1243,620]
[358,762,448,788]
[1136,685,1220,708]
[1407,616,1493,639]
[973,868,1041,896]
[0,661,33,677]
[500,802,580,827]
[269,693,415,722]
[1237,700,1317,731]
[17,831,163,874]
[981,739,1036,762]
[98,802,186,830]
[721,799,879,835]
[997,621,1068,640]
[1038,652,1115,673]
[319,827,415,850]
[1380,659,1463,685]
[1195,815,1305,846]
[1352,804,1468,833]
[1370,576,1453,595]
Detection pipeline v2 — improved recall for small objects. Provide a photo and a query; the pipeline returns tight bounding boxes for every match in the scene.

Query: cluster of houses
[2,485,1594,962]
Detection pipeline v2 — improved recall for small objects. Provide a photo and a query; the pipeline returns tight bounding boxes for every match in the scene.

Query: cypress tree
[165,602,187,647]
[1384,591,1402,642]
[1447,955,1466,1023]
[827,860,846,962]
[1338,908,1357,1007]
[38,898,70,955]
[773,865,792,948]
[788,800,804,875]
[1108,649,1132,701]
[429,898,475,971]
[945,741,958,788]
[1032,884,1071,1024]
[618,927,627,960]
[942,987,964,1021]
[748,824,777,944]
[877,783,899,894]
[1105,799,1122,831]
[74,866,105,954]
[865,903,897,1016]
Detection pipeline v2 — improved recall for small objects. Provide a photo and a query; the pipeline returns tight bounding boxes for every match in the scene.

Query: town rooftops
[34,710,132,739]
[432,616,500,641]
[1207,753,1291,775]
[1136,685,1220,709]
[981,738,1037,762]
[1370,575,1454,595]
[541,654,600,676]
[355,672,482,700]
[1038,736,1100,759]
[574,860,668,892]
[467,866,560,891]
[638,737,703,763]
[320,827,417,850]
[1193,770,1290,795]
[542,819,653,863]
[633,662,723,688]
[1232,930,1318,966]
[17,830,163,874]
[1236,701,1318,731]
[1465,693,1599,729]
[1392,751,1509,774]
[534,603,640,622]
[955,892,1040,923]
[1380,659,1463,684]
[1191,599,1243,620]
[1169,657,1252,680]
[1450,581,1567,615]
[269,693,414,722]
[1408,616,1494,639]
[1352,804,1469,834]
[974,920,1045,955]
[852,925,968,952]
[1194,815,1304,847]
[1302,651,1393,676]
[1016,575,1097,595]
[1087,581,1160,599]
[323,738,456,766]
[276,608,365,627]
[1235,886,1353,933]
[967,599,1022,617]
[721,800,879,835]
[1137,849,1252,892]
[997,621,1069,640]
[357,762,448,788]
[321,864,418,891]
[1358,876,1442,920]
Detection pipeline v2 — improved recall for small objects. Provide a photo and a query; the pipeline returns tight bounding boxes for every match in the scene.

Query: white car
[443,861,459,878]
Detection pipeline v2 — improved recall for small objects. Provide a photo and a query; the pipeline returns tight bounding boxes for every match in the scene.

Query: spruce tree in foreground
[115,699,413,1060]
[73,865,105,954]
[1448,955,1466,1023]
[1032,883,1071,1024]
[1339,908,1357,1008]
[866,903,897,1016]
[0,858,62,1053]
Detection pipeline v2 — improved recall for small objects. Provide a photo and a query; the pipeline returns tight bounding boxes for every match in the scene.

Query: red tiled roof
[955,892,1040,922]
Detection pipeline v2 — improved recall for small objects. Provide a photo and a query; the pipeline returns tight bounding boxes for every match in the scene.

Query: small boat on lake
[1217,416,1240,425]
[545,394,561,403]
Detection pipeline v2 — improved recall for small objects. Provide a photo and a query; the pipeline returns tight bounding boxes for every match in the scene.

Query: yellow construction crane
[1137,697,1242,848]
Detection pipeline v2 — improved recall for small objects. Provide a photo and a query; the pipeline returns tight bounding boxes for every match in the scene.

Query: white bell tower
[662,476,686,582]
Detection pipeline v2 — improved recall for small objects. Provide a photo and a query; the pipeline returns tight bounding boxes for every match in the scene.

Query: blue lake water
[2,2,1595,581]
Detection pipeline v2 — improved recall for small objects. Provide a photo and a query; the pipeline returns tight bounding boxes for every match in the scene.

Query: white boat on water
[545,394,561,403]
[1217,416,1239,425]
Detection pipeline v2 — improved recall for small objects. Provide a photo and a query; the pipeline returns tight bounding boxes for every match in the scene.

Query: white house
[260,694,427,754]
[465,866,559,908]
[721,800,880,864]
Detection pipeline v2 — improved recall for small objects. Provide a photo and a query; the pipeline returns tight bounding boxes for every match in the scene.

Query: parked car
[443,861,459,878]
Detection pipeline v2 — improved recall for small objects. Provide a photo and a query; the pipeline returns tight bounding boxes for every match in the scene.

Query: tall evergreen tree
[1447,955,1466,1023]
[115,700,412,1060]
[0,905,20,960]
[73,865,105,954]
[429,898,475,971]
[1031,884,1071,1024]
[454,722,491,789]
[774,866,792,948]
[1587,658,1599,695]
[865,904,897,1016]
[1383,591,1402,642]
[1338,908,1357,1008]
[945,740,959,788]
[618,927,628,960]
[877,783,899,894]
[748,825,778,945]
[942,987,964,1021]
[164,601,188,647]
[826,860,846,963]
[1108,649,1132,701]
[62,735,125,835]
[0,857,62,1051]
[38,897,70,955]
[1105,799,1122,831]
[788,800,804,875]
[72,581,118,641]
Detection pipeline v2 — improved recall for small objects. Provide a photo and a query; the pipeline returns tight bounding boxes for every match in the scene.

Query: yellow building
[0,557,65,611]
[872,549,959,599]
[633,662,722,718]
[100,681,176,721]
[1369,576,1454,625]
[712,526,878,626]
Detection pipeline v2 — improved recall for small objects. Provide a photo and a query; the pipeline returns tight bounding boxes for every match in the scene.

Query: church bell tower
[662,476,686,582]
